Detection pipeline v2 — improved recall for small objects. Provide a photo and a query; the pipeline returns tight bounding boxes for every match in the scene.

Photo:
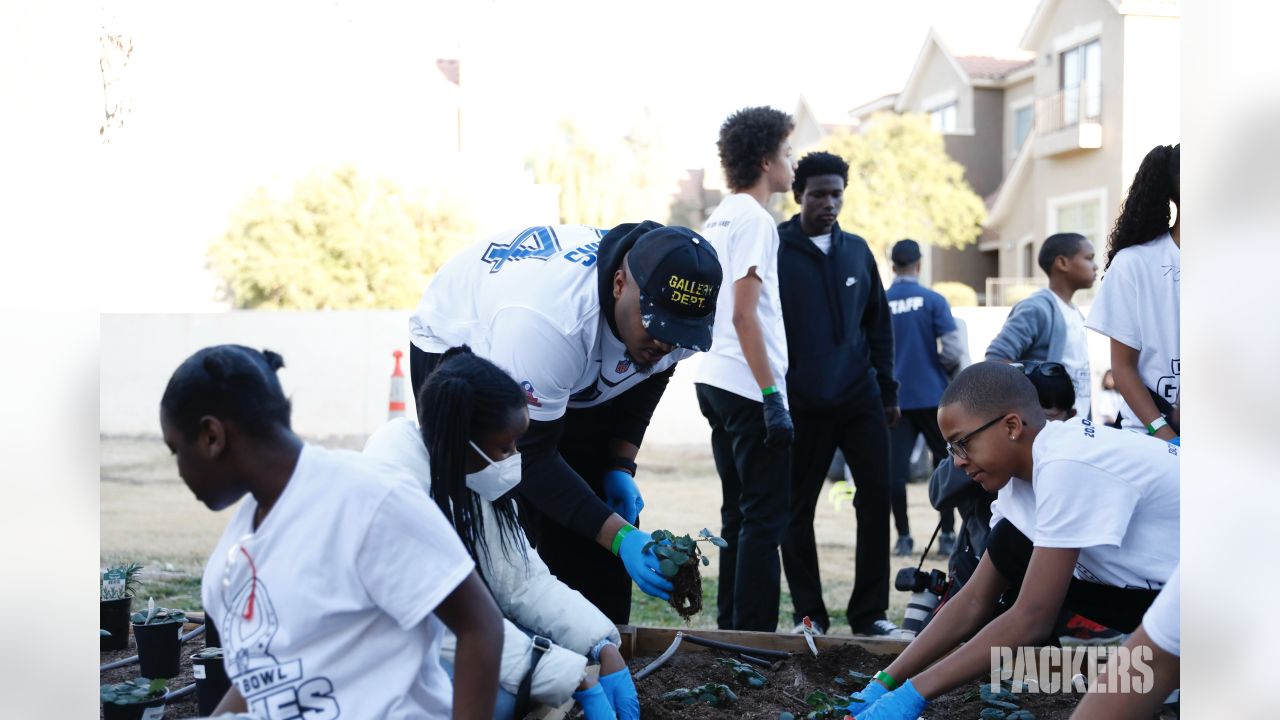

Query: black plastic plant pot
[101,689,168,720]
[132,621,181,679]
[101,597,133,651]
[192,649,231,716]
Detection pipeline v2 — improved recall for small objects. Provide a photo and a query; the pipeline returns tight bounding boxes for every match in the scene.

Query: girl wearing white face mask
[363,346,637,720]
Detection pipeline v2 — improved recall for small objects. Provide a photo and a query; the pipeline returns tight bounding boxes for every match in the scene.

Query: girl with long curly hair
[1085,144,1181,441]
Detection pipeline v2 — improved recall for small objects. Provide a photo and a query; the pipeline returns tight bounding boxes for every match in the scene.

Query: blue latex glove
[762,392,794,448]
[603,469,644,525]
[598,668,640,720]
[618,528,673,600]
[1169,436,1180,446]
[851,679,928,719]
[843,680,889,714]
[572,682,616,720]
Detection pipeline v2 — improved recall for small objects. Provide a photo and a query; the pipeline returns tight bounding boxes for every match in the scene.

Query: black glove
[761,392,794,448]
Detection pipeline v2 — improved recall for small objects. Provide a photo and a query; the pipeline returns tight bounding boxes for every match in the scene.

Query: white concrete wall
[102,308,1115,443]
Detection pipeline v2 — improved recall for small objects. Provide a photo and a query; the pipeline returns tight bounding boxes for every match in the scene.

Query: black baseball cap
[626,226,722,352]
[891,239,922,266]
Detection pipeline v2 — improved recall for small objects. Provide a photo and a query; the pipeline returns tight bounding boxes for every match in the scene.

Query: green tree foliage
[209,167,472,309]
[530,114,673,228]
[783,113,987,258]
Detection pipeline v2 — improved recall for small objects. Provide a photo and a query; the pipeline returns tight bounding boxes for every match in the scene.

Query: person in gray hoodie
[984,232,1097,418]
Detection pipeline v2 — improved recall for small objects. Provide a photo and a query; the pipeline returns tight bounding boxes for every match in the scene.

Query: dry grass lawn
[101,435,951,632]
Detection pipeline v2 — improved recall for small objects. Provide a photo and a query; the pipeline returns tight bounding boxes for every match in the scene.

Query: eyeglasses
[222,533,260,621]
[1013,361,1067,379]
[946,414,1008,460]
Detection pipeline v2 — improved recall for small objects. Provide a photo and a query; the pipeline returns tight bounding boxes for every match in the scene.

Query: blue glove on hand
[762,392,794,448]
[603,469,644,525]
[572,682,616,720]
[852,679,928,719]
[598,668,640,720]
[617,528,673,600]
[843,680,889,714]
[1169,436,1180,446]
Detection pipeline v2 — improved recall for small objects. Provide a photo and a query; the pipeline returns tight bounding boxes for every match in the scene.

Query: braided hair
[1105,143,1180,269]
[160,345,292,440]
[418,345,527,580]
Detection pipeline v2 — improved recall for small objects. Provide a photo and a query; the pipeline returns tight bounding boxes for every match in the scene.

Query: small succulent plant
[716,657,767,688]
[101,562,144,600]
[662,682,737,707]
[100,677,166,705]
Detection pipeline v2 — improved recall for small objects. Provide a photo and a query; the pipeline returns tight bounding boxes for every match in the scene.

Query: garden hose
[680,633,792,659]
[635,632,683,680]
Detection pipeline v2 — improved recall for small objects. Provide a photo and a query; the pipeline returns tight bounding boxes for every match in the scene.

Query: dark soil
[100,625,205,719]
[670,564,704,620]
[630,644,1087,720]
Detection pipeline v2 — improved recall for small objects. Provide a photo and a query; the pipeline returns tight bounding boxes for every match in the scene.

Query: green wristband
[761,385,779,397]
[874,670,899,691]
[611,524,636,556]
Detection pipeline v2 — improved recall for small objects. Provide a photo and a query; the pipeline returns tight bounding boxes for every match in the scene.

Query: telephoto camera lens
[900,590,939,638]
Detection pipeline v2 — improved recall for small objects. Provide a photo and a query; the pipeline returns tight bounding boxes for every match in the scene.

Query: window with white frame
[1050,189,1106,247]
[1060,39,1101,124]
[929,102,957,133]
[1012,104,1034,151]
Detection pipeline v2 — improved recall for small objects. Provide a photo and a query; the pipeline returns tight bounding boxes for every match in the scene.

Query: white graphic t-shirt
[200,445,474,719]
[990,418,1179,590]
[409,225,694,421]
[1053,294,1092,419]
[693,193,789,401]
[1085,233,1180,429]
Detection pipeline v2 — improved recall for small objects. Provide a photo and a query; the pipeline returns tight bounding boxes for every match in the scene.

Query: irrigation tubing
[680,633,792,659]
[635,632,683,680]
[168,683,196,700]
[99,623,206,673]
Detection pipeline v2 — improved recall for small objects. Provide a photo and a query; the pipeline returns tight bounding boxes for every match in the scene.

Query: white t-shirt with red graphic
[409,225,694,421]
[200,444,474,719]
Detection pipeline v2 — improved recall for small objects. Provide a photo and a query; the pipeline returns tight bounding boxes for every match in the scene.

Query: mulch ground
[630,644,1090,720]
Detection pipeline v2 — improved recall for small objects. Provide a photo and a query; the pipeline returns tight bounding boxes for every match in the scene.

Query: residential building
[849,0,1181,304]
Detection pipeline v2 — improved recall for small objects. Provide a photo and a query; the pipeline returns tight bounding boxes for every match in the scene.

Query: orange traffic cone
[388,350,407,419]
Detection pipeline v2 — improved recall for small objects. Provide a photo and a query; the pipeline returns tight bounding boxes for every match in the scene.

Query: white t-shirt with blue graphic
[409,225,694,422]
[1085,232,1180,429]
[990,418,1179,590]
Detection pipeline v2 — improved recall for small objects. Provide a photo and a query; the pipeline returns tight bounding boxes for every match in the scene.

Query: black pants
[411,345,634,623]
[781,392,892,631]
[986,519,1160,634]
[695,383,791,631]
[889,407,955,537]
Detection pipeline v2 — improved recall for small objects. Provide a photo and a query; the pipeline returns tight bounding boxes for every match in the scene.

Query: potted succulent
[100,677,167,720]
[100,562,144,651]
[645,528,727,620]
[191,646,231,716]
[131,600,188,679]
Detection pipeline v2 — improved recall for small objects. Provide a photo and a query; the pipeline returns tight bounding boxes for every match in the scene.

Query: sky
[4,0,1040,311]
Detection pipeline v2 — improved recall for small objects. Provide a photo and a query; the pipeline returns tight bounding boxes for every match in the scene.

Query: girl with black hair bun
[364,345,640,720]
[1086,143,1181,441]
[160,344,502,719]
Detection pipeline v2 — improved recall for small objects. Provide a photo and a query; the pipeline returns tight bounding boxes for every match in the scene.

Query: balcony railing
[1036,83,1102,134]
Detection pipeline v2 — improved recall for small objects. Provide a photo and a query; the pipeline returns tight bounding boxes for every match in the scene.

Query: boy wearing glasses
[844,362,1178,719]
[985,232,1097,419]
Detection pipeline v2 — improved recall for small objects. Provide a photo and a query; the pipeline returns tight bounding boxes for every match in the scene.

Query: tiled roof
[955,54,1034,79]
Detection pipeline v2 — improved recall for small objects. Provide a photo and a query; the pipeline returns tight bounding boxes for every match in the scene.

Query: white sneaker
[854,618,907,639]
